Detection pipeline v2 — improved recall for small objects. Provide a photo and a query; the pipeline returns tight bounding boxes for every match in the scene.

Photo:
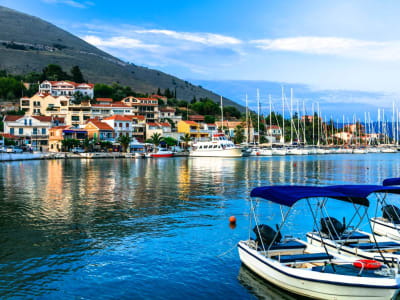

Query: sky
[1,0,400,116]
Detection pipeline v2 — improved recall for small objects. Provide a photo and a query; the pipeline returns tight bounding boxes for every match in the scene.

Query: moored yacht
[190,134,242,157]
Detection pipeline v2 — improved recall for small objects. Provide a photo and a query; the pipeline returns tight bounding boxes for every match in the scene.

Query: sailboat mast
[269,94,272,145]
[303,101,306,145]
[220,95,224,134]
[257,89,260,144]
[290,88,293,145]
[245,93,249,144]
[312,103,315,146]
[282,86,285,144]
[317,102,320,146]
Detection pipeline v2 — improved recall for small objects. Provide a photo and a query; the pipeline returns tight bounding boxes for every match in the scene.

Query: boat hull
[189,148,242,157]
[150,153,173,158]
[371,218,400,241]
[238,241,399,300]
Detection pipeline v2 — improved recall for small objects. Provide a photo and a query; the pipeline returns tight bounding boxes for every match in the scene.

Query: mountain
[0,5,243,110]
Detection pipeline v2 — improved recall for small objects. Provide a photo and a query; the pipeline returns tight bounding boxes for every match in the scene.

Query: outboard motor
[382,205,400,222]
[253,224,282,247]
[320,217,345,236]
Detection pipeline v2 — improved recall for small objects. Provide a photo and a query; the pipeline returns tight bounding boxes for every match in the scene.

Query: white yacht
[190,134,242,157]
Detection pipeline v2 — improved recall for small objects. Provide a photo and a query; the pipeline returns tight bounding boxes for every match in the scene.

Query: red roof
[183,120,198,125]
[86,120,113,131]
[43,81,94,89]
[103,115,131,121]
[32,116,52,122]
[267,125,280,129]
[91,102,130,108]
[4,115,23,121]
[160,107,176,112]
[189,115,205,121]
[158,122,171,127]
[0,133,18,139]
[151,95,167,99]
[136,97,158,101]
[147,122,159,127]
[96,98,113,102]
[50,125,69,130]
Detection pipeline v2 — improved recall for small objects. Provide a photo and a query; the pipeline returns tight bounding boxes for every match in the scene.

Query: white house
[39,80,94,98]
[3,115,65,150]
[102,115,132,139]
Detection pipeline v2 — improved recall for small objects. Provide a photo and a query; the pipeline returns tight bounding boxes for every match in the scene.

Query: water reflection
[0,154,399,298]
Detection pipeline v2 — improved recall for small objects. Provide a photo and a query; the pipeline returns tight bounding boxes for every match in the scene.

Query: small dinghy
[370,178,400,241]
[238,185,400,300]
[306,184,400,268]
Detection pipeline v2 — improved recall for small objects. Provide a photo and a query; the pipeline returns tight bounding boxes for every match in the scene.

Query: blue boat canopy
[250,186,370,207]
[327,185,400,198]
[383,178,400,186]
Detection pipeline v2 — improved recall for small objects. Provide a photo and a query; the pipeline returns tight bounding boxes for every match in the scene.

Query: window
[71,116,80,121]
[24,119,27,125]
[119,123,122,127]
[29,119,32,126]
[126,123,129,128]
[19,128,23,135]
[33,128,37,135]
[10,128,14,135]
[42,128,46,135]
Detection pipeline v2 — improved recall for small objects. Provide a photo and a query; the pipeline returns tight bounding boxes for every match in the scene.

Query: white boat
[286,147,304,155]
[381,148,397,153]
[240,185,400,300]
[150,148,174,158]
[353,148,368,154]
[271,148,287,156]
[316,148,328,154]
[371,178,400,240]
[258,148,273,156]
[306,184,400,267]
[190,134,242,157]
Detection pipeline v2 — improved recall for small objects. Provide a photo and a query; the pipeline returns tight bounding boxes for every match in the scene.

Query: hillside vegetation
[0,5,244,111]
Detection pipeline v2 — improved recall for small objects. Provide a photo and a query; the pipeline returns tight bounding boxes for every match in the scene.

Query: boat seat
[347,241,400,250]
[272,252,333,263]
[258,240,307,251]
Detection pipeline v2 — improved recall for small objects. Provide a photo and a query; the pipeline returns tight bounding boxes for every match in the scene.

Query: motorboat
[271,146,287,156]
[353,148,368,154]
[306,184,400,266]
[239,185,400,299]
[150,147,174,158]
[370,178,400,241]
[381,148,397,153]
[190,134,242,157]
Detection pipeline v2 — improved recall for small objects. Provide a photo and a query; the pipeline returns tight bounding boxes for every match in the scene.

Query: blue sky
[1,0,400,116]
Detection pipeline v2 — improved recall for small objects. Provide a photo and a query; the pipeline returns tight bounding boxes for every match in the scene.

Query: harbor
[0,154,400,299]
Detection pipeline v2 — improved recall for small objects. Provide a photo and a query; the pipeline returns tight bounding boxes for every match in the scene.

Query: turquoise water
[0,155,399,299]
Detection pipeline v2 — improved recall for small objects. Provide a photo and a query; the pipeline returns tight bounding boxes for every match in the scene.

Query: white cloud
[251,36,400,61]
[82,35,159,51]
[41,0,93,8]
[134,29,242,46]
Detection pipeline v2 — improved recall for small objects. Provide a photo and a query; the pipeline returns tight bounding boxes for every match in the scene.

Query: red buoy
[353,259,381,269]
[229,215,236,224]
[256,152,260,156]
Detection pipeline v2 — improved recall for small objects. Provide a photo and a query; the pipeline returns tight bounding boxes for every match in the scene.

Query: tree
[118,134,131,152]
[163,136,178,147]
[180,133,192,150]
[148,132,163,147]
[204,115,215,124]
[71,66,85,83]
[234,125,245,144]
[40,64,70,81]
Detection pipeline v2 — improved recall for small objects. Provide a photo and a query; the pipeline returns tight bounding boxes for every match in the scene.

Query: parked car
[72,147,85,153]
[6,146,23,153]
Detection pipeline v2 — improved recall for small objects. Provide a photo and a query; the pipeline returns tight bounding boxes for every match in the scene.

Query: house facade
[102,115,132,139]
[122,96,159,121]
[39,81,94,98]
[84,120,114,141]
[3,115,64,150]
[177,120,209,139]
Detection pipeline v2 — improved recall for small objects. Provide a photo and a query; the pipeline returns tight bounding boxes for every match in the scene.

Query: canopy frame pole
[337,203,367,252]
[249,197,267,252]
[306,198,336,271]
[366,210,389,266]
[267,206,292,252]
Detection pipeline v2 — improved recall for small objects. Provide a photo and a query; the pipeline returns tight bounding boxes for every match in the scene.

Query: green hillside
[0,5,243,110]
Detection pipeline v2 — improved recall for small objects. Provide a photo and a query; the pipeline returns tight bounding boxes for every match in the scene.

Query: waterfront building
[146,122,171,140]
[96,98,113,105]
[49,126,88,152]
[216,121,254,141]
[188,115,205,123]
[84,120,114,141]
[39,80,94,98]
[125,115,146,142]
[122,96,159,122]
[3,115,65,150]
[90,102,135,119]
[177,120,209,139]
[266,125,282,140]
[159,107,182,125]
[102,115,132,139]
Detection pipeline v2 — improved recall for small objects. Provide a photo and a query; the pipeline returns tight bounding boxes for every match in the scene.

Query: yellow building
[177,120,209,138]
[20,93,91,126]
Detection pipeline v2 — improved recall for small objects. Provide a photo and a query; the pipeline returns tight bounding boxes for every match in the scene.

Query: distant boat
[190,134,242,157]
[150,148,174,158]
